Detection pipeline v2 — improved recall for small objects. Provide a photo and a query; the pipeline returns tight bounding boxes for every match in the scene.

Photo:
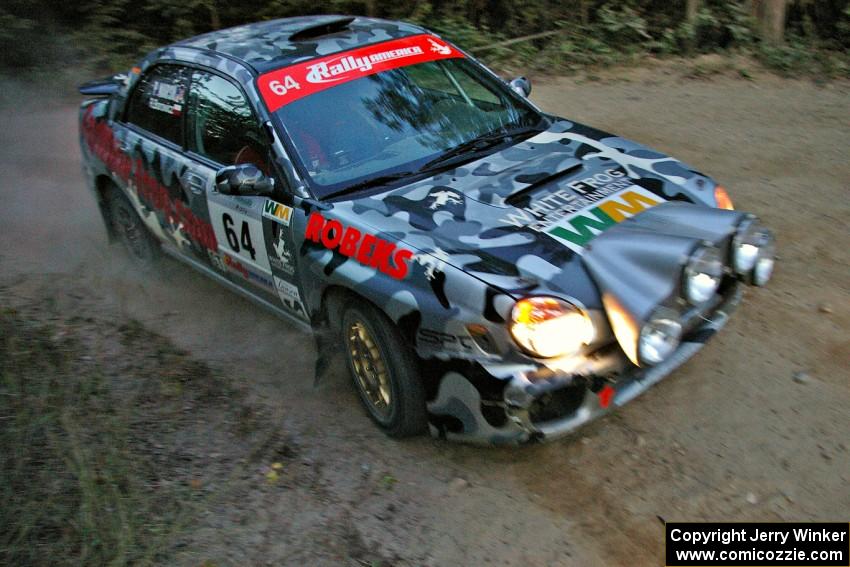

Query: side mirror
[215,163,275,196]
[509,76,532,98]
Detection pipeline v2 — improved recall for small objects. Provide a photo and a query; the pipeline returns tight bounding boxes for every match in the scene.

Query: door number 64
[222,213,256,261]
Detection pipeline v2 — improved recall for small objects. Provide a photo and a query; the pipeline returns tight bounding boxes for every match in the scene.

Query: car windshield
[272,58,544,199]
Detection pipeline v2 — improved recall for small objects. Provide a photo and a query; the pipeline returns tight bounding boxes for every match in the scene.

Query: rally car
[78,15,775,444]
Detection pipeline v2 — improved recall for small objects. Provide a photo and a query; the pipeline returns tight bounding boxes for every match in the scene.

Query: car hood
[343,119,738,311]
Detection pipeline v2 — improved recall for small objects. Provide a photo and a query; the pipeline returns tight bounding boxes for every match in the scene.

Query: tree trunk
[209,3,220,31]
[752,0,788,43]
[686,0,701,23]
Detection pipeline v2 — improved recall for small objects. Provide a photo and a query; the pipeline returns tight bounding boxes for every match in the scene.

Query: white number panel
[208,200,271,274]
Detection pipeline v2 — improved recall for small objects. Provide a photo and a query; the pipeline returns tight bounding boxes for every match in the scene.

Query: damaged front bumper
[429,284,742,445]
[505,285,742,443]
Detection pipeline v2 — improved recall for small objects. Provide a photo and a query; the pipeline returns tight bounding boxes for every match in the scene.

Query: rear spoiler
[78,74,127,96]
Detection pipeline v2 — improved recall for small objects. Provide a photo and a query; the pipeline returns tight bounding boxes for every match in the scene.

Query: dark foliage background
[0,0,848,76]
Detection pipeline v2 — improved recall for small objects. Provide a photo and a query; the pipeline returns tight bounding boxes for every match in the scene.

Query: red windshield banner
[257,34,465,112]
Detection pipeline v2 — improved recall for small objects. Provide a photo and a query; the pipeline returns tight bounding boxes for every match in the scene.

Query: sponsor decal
[258,34,464,112]
[427,37,452,55]
[499,168,633,231]
[546,186,664,252]
[147,99,182,116]
[269,227,295,276]
[222,252,274,289]
[81,107,217,252]
[417,329,476,352]
[304,212,414,280]
[152,80,184,102]
[566,168,630,194]
[223,252,250,279]
[497,167,665,250]
[274,276,300,302]
[149,81,185,115]
[232,202,252,215]
[262,199,293,226]
[273,276,308,319]
[416,327,497,358]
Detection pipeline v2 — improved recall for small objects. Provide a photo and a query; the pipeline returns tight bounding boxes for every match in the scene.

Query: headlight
[509,297,594,358]
[683,245,724,304]
[733,218,775,285]
[638,311,682,366]
[753,237,775,286]
[714,186,734,210]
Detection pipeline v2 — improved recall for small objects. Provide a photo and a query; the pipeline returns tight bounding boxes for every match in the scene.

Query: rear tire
[341,302,427,438]
[107,187,160,270]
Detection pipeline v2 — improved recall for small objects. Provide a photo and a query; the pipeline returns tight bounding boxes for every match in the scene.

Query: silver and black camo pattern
[176,16,427,72]
[79,15,767,444]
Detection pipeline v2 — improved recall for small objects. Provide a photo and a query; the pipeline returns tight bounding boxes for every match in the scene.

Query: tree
[686,0,701,23]
[751,0,789,43]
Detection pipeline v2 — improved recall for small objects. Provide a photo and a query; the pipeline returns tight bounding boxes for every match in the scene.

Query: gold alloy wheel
[346,319,392,419]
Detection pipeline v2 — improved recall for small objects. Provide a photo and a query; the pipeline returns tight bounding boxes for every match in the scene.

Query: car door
[184,68,308,321]
[120,64,219,261]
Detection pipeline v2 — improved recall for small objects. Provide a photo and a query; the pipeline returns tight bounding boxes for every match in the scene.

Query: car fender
[291,205,518,363]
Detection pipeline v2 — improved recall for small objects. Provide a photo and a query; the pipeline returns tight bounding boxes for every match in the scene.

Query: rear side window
[124,65,189,145]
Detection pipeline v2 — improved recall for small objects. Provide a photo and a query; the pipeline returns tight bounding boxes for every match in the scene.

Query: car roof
[175,15,428,74]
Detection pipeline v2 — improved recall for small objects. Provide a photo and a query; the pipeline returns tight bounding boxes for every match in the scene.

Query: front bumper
[428,285,742,445]
[506,285,742,442]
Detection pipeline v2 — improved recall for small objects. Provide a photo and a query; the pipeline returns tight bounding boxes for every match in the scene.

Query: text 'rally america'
[258,34,463,112]
[305,213,413,280]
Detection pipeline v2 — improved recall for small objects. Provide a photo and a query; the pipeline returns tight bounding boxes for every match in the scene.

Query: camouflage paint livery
[79,16,769,444]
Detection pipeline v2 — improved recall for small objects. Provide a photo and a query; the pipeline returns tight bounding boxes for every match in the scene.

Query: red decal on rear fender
[258,34,464,112]
[82,107,218,252]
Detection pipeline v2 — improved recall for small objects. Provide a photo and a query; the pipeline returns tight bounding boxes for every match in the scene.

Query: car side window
[187,70,268,171]
[124,65,189,145]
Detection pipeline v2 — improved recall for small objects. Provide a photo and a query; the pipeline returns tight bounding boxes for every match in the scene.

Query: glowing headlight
[638,311,682,366]
[510,297,594,358]
[733,218,775,285]
[714,186,734,210]
[753,237,775,286]
[683,245,724,304]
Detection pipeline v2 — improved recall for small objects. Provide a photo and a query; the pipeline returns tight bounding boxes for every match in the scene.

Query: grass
[0,303,255,566]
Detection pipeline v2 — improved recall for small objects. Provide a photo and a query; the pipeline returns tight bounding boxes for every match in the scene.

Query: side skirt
[161,245,313,333]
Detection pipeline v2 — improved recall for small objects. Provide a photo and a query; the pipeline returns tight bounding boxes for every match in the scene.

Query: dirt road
[1,67,848,566]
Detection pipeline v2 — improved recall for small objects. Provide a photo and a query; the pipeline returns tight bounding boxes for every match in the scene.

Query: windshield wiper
[322,170,419,200]
[319,122,548,201]
[420,124,544,172]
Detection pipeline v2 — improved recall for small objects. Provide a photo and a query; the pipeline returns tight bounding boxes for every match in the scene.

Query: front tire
[341,303,427,438]
[107,187,160,269]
